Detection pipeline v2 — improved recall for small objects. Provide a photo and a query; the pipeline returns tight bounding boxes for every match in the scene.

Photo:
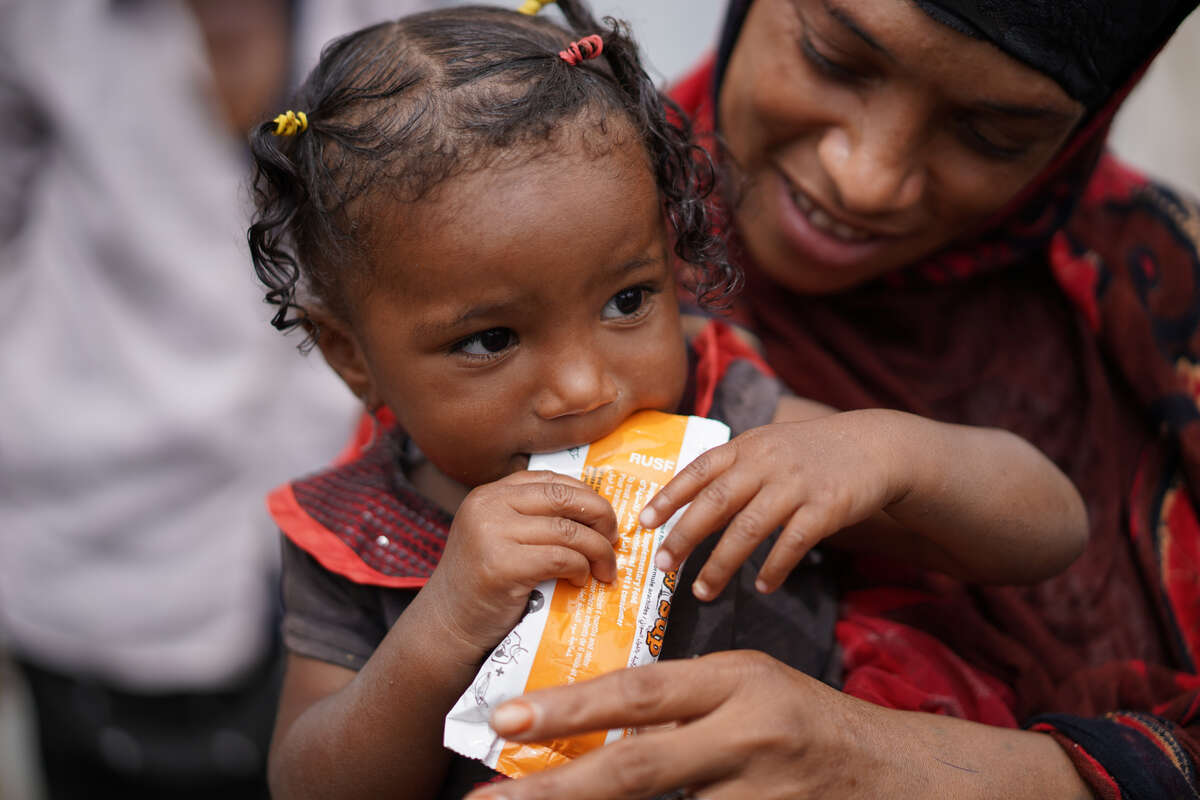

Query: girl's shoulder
[268,429,451,591]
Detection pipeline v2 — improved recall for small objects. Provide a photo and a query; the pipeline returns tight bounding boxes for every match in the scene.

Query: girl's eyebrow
[413,299,522,339]
[591,254,661,286]
[414,255,664,339]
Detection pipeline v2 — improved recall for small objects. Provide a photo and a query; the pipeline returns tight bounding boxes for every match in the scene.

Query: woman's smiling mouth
[787,183,875,242]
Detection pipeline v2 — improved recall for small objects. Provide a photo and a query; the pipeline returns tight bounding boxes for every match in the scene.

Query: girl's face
[325,132,688,492]
[719,0,1086,294]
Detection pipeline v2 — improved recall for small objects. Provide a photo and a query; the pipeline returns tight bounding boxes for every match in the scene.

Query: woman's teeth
[791,189,873,242]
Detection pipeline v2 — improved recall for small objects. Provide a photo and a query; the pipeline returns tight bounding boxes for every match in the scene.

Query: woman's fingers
[463,652,799,800]
[466,723,730,800]
[464,655,754,800]
[492,653,741,739]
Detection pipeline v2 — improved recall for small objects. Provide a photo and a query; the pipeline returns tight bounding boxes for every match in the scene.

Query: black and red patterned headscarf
[681,1,1200,797]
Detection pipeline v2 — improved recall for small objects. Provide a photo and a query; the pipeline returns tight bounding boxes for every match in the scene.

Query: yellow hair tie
[517,0,554,14]
[272,110,308,136]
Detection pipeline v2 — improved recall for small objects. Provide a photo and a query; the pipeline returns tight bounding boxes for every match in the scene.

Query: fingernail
[692,579,711,601]
[754,578,770,594]
[491,701,534,735]
[639,506,659,528]
[654,549,674,571]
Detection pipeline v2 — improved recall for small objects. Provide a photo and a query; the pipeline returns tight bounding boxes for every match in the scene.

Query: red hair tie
[559,34,603,65]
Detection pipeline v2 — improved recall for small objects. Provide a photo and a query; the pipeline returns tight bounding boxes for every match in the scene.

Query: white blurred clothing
[0,0,436,692]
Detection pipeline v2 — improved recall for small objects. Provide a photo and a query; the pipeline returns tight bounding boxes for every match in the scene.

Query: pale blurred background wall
[2,3,1196,799]
[1109,10,1200,198]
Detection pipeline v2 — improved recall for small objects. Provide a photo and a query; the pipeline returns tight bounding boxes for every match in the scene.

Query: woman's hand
[423,470,619,658]
[462,652,1095,800]
[643,411,907,599]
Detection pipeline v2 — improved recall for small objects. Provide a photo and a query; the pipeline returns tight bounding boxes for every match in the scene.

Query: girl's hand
[423,470,619,658]
[642,411,909,599]
[461,652,1092,800]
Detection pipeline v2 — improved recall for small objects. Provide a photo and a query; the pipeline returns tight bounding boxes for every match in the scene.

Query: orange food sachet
[443,409,730,777]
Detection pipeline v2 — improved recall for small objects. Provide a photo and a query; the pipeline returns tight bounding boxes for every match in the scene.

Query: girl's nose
[534,347,618,420]
[817,104,927,216]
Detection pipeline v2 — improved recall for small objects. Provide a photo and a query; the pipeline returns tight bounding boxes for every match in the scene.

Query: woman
[465,1,1200,798]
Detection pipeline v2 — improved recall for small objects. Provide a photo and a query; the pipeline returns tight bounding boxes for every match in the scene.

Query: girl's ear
[309,309,379,407]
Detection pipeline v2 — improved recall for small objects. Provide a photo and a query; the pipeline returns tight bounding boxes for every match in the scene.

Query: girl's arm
[645,396,1087,599]
[816,408,1087,583]
[269,588,487,799]
[269,470,620,800]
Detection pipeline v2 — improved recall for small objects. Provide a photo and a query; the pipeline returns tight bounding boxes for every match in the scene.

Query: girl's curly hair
[248,1,736,345]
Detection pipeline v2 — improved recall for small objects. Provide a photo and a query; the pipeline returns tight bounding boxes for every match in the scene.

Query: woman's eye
[455,327,515,356]
[800,36,863,84]
[603,286,648,319]
[957,119,1031,161]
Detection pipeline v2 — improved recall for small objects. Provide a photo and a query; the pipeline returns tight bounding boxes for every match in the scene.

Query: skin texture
[649,398,1087,600]
[462,2,1100,798]
[719,0,1085,294]
[269,130,689,799]
[466,652,1094,800]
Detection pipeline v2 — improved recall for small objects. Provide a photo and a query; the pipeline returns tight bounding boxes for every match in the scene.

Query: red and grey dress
[269,321,839,799]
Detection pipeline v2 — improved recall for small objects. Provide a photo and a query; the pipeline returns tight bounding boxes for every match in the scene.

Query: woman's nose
[817,106,927,215]
[534,346,618,420]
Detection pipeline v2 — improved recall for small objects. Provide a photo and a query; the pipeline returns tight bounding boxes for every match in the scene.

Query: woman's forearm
[875,706,1095,800]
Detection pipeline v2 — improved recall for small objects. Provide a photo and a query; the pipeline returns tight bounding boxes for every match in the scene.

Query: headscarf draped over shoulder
[698,1,1200,797]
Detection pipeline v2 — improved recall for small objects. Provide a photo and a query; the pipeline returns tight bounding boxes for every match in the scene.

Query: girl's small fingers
[754,505,837,592]
[524,544,593,588]
[639,444,737,530]
[517,517,618,583]
[506,475,619,543]
[653,472,759,576]
[692,491,794,601]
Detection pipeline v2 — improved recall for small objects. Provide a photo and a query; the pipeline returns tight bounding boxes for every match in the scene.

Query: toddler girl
[246,3,1087,798]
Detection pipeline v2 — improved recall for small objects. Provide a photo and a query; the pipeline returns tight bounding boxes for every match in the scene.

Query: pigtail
[248,120,314,342]
[555,0,739,308]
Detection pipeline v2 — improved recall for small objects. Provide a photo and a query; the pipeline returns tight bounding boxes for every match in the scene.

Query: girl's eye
[602,286,648,319]
[454,327,515,357]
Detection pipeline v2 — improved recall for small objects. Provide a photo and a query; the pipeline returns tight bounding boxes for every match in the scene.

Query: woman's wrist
[869,705,1096,800]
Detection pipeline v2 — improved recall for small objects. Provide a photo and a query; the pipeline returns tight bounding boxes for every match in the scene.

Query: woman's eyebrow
[821,0,894,60]
[972,100,1079,124]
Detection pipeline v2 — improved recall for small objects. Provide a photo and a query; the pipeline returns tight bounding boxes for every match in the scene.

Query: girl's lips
[772,171,898,269]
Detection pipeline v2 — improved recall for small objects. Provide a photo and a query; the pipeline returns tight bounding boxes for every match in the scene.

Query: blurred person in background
[0,0,441,796]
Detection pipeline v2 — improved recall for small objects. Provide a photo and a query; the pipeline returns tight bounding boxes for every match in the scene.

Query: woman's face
[719,0,1087,294]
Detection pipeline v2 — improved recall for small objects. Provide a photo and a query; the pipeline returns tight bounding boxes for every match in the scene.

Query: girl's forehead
[362,131,665,301]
